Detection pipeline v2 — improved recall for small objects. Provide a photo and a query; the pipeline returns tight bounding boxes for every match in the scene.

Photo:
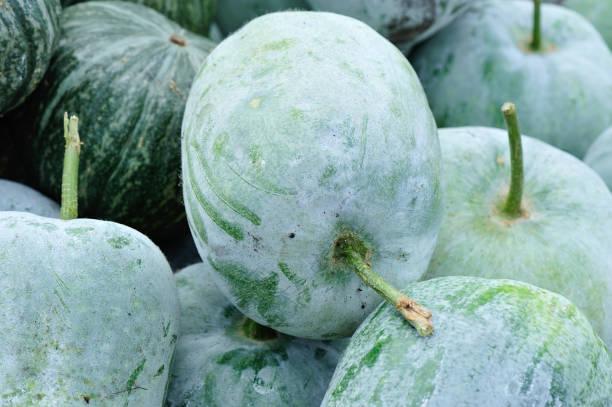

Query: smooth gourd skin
[167,263,346,406]
[306,0,477,53]
[0,179,60,217]
[0,211,179,406]
[0,0,61,114]
[323,277,612,406]
[182,11,442,339]
[216,0,310,34]
[584,127,612,192]
[23,2,215,240]
[411,1,612,158]
[426,127,612,347]
[549,0,612,49]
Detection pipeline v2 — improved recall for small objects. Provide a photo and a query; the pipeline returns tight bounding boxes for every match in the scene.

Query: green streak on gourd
[107,236,131,249]
[216,348,282,374]
[185,193,208,244]
[124,358,146,406]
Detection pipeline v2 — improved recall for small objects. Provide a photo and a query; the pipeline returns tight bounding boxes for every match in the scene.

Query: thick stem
[501,103,524,218]
[241,317,278,341]
[334,234,433,337]
[530,0,542,51]
[60,113,81,220]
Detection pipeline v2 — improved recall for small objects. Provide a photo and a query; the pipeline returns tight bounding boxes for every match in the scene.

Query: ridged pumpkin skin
[0,0,61,114]
[549,0,612,49]
[426,127,612,347]
[24,2,215,239]
[182,11,442,339]
[584,127,612,192]
[216,0,310,34]
[0,211,179,406]
[306,0,477,53]
[0,179,59,217]
[167,263,345,406]
[411,1,612,158]
[323,277,612,406]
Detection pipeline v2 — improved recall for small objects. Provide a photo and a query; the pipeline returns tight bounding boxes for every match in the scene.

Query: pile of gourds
[1,0,611,405]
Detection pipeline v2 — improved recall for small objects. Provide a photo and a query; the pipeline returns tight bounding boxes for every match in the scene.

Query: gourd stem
[334,234,433,337]
[530,0,542,51]
[241,317,278,341]
[60,113,81,220]
[501,103,524,218]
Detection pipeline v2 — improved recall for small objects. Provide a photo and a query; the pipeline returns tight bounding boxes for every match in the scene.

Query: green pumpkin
[167,263,346,406]
[0,0,61,114]
[216,0,311,34]
[0,116,180,406]
[306,0,477,53]
[426,125,612,347]
[23,1,216,240]
[182,11,442,339]
[546,0,612,49]
[0,179,59,217]
[411,1,612,158]
[584,126,612,192]
[323,276,612,406]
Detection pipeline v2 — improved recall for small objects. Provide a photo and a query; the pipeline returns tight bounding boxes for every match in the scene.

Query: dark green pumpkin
[0,0,61,114]
[23,1,215,239]
[323,277,612,406]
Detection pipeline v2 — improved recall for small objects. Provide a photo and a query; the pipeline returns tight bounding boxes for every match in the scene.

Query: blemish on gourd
[65,227,94,236]
[153,365,164,377]
[249,98,261,108]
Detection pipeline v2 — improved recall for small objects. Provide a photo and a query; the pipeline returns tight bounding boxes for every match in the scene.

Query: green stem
[530,0,542,51]
[241,317,278,341]
[501,103,524,218]
[60,113,81,220]
[334,233,433,337]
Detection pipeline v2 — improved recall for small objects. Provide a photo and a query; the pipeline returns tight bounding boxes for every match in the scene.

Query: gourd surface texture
[427,127,612,347]
[0,179,60,217]
[182,11,442,339]
[166,263,345,406]
[306,0,477,53]
[323,277,612,406]
[0,211,179,406]
[24,1,216,239]
[0,0,61,114]
[584,127,612,192]
[549,0,612,49]
[411,1,612,158]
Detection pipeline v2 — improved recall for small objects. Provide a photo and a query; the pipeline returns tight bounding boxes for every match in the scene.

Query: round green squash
[0,179,59,217]
[584,126,612,192]
[426,124,612,347]
[216,0,311,34]
[323,276,612,406]
[60,0,217,36]
[23,1,216,240]
[546,0,612,49]
[182,11,442,339]
[0,0,61,114]
[167,263,346,406]
[0,116,180,406]
[306,0,477,53]
[411,0,612,158]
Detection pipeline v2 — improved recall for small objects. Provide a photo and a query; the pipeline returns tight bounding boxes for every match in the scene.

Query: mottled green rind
[182,11,442,339]
[60,0,217,35]
[323,277,612,406]
[584,127,612,192]
[548,0,612,49]
[166,263,346,407]
[306,0,478,53]
[411,1,612,158]
[0,179,59,217]
[22,2,215,239]
[0,0,61,114]
[0,211,180,406]
[216,0,310,34]
[426,127,612,348]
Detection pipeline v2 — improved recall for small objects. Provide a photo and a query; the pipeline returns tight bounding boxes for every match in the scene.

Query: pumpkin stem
[501,103,525,218]
[60,113,81,220]
[241,317,278,341]
[530,0,542,51]
[333,233,433,337]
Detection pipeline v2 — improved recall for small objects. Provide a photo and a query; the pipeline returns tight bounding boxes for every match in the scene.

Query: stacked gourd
[1,0,611,405]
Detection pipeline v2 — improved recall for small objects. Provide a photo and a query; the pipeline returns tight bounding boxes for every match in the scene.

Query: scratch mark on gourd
[191,139,261,226]
[225,162,297,196]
